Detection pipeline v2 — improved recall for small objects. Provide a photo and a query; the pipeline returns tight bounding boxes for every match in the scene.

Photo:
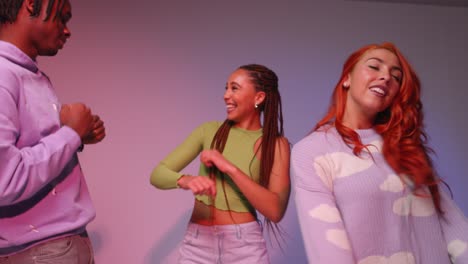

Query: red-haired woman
[151,64,290,263]
[292,43,468,264]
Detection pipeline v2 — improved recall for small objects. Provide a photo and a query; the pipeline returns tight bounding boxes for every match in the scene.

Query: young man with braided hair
[0,0,105,262]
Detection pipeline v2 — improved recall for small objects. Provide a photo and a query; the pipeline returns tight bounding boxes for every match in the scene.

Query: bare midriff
[190,199,256,225]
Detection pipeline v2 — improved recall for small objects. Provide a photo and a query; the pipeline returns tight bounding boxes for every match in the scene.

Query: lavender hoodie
[0,41,95,255]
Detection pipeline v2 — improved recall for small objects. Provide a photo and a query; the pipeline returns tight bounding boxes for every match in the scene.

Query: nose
[64,26,71,38]
[379,69,391,81]
[223,89,230,101]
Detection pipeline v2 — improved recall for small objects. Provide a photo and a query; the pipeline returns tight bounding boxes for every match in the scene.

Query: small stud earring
[255,103,258,109]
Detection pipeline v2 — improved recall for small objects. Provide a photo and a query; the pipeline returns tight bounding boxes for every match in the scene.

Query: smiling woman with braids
[292,42,468,264]
[151,64,290,263]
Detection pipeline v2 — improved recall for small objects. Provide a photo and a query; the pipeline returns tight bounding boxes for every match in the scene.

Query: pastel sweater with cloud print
[292,126,468,264]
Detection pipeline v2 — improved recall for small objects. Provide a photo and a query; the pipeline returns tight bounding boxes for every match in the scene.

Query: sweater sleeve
[439,190,468,263]
[150,122,208,189]
[0,81,82,206]
[291,134,356,263]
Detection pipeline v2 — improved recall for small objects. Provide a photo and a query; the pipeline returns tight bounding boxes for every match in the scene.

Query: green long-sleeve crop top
[150,121,262,213]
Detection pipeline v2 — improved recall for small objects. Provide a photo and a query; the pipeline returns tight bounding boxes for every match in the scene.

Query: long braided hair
[316,42,444,214]
[209,63,285,237]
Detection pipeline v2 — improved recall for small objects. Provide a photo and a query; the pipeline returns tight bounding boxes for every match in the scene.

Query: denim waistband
[187,221,262,235]
[0,228,88,256]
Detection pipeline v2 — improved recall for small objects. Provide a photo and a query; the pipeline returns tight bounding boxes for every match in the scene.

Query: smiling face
[224,69,265,128]
[29,0,72,58]
[343,48,402,128]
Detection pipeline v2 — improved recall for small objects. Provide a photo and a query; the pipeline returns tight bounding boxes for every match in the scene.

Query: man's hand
[60,103,93,140]
[82,115,106,144]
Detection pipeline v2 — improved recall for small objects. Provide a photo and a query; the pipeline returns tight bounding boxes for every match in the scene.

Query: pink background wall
[38,0,468,263]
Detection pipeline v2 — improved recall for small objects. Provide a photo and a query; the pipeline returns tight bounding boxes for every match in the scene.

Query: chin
[226,116,238,123]
[40,48,60,57]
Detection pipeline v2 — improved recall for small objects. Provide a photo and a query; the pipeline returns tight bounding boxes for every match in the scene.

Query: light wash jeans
[0,232,94,264]
[178,221,269,264]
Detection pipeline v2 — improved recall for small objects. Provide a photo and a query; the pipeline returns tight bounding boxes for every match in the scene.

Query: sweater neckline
[354,127,379,140]
[231,125,263,135]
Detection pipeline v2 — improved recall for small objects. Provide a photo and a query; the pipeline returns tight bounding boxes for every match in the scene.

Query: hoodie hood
[0,40,38,73]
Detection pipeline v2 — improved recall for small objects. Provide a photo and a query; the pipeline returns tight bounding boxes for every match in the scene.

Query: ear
[343,74,351,88]
[24,0,36,15]
[255,91,266,106]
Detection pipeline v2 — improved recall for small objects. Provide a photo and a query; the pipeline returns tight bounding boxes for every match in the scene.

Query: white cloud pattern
[314,160,333,191]
[309,204,342,223]
[379,174,404,192]
[326,229,351,250]
[393,195,435,217]
[367,140,383,153]
[315,152,373,182]
[358,251,415,264]
[448,239,467,262]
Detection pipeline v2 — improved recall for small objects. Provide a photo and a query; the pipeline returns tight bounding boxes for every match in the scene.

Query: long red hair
[316,42,443,214]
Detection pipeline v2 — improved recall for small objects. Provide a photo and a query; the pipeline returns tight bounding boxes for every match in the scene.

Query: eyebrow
[225,82,240,90]
[366,57,402,72]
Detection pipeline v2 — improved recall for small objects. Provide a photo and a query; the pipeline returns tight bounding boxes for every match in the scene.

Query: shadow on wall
[144,210,192,264]
[265,202,308,264]
[88,230,104,257]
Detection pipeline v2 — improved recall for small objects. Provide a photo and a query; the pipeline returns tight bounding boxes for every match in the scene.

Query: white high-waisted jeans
[178,221,269,264]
